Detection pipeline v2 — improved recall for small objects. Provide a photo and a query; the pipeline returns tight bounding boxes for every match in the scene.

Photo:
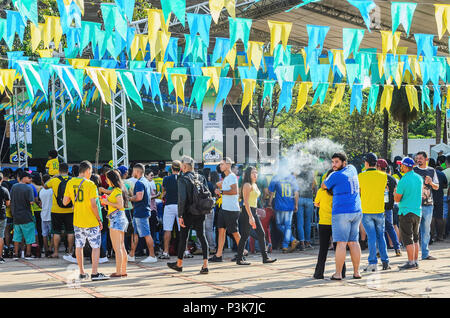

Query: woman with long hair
[313,169,346,279]
[236,166,276,265]
[101,170,129,277]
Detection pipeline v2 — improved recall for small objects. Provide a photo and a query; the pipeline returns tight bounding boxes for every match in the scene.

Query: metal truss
[11,85,29,168]
[51,76,68,163]
[110,90,129,169]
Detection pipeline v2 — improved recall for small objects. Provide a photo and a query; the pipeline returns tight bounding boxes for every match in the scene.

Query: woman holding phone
[101,170,129,278]
[236,166,277,265]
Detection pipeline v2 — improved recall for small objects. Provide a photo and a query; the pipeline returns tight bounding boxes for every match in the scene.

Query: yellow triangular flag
[380,31,401,55]
[377,53,386,78]
[130,34,149,60]
[331,49,346,77]
[295,82,312,113]
[241,78,256,114]
[434,4,450,39]
[405,85,419,111]
[225,44,237,70]
[0,69,17,93]
[86,67,112,105]
[330,83,346,112]
[380,85,394,112]
[394,61,404,89]
[267,20,293,55]
[247,41,264,71]
[171,73,188,112]
[30,23,44,52]
[36,49,53,58]
[103,69,117,93]
[69,59,90,69]
[201,67,221,93]
[446,85,450,109]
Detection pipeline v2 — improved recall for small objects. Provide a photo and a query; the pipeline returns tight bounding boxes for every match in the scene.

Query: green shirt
[396,170,423,217]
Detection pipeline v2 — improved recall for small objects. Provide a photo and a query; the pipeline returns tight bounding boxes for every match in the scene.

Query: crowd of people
[1,148,449,281]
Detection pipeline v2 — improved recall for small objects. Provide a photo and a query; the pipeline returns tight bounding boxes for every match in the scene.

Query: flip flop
[330,275,342,281]
[353,274,362,279]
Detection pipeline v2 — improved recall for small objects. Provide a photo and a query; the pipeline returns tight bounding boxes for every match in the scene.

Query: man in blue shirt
[322,152,362,280]
[128,163,157,263]
[269,167,299,253]
[395,157,423,270]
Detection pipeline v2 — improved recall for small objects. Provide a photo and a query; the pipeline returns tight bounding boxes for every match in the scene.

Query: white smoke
[266,138,344,189]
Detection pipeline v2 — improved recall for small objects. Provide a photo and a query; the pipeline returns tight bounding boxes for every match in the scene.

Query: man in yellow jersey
[46,150,59,177]
[63,161,109,281]
[153,170,164,200]
[44,163,76,262]
[358,153,390,272]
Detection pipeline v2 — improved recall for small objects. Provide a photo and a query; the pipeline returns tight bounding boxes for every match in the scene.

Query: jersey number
[281,183,292,197]
[74,189,84,202]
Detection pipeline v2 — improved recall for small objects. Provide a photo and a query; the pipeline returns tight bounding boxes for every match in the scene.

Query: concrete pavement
[1,240,450,298]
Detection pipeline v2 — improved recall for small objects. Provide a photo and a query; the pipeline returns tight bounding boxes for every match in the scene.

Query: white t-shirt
[39,188,53,222]
[222,173,240,211]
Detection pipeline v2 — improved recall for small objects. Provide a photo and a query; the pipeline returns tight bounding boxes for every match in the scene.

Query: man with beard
[322,152,362,280]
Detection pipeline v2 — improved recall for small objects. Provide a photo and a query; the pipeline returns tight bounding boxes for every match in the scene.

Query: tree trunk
[382,109,389,159]
[403,120,408,156]
[436,107,442,144]
[443,110,448,144]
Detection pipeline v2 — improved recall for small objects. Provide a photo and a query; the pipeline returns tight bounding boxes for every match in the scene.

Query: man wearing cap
[395,157,423,270]
[377,159,402,257]
[413,151,439,260]
[209,157,241,262]
[10,171,36,259]
[358,153,390,272]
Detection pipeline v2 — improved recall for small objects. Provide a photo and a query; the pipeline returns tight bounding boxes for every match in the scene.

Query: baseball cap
[401,157,415,168]
[117,165,128,176]
[364,152,378,165]
[376,159,388,169]
[20,170,32,179]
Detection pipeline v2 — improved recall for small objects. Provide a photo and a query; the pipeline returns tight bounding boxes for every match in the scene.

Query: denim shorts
[74,226,101,249]
[0,219,6,238]
[41,220,52,237]
[109,210,129,232]
[332,212,363,242]
[132,216,151,238]
[13,222,36,245]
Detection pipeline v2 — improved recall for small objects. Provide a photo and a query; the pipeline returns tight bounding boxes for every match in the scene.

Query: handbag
[256,208,266,219]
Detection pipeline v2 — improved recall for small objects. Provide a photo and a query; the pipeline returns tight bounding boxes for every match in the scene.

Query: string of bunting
[0,0,449,124]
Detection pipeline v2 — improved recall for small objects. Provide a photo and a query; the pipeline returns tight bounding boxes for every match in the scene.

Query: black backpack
[56,176,73,209]
[184,174,214,216]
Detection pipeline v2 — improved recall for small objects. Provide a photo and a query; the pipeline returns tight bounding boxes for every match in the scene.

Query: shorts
[399,213,421,246]
[51,213,74,235]
[132,217,151,238]
[109,210,129,232]
[0,219,6,238]
[163,204,179,231]
[13,222,36,245]
[332,212,362,243]
[217,209,240,234]
[74,226,101,249]
[41,221,52,237]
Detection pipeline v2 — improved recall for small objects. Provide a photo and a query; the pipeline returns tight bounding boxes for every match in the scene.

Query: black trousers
[314,224,346,278]
[177,214,208,260]
[237,207,268,261]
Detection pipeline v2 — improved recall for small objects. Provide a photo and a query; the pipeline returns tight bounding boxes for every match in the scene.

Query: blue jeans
[275,210,294,249]
[444,196,448,220]
[384,209,400,250]
[362,213,389,264]
[101,230,108,256]
[297,197,313,242]
[420,205,433,259]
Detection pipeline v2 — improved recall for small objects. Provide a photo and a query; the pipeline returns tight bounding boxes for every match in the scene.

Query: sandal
[353,274,362,279]
[110,273,122,278]
[330,274,342,281]
[121,274,128,277]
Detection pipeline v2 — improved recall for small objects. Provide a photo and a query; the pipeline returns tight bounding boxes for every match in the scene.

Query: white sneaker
[127,255,135,262]
[363,264,378,272]
[63,254,78,263]
[99,257,109,264]
[141,256,157,263]
[21,251,25,259]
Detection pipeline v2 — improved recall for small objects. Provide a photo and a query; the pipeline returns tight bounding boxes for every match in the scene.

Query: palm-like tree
[389,85,419,156]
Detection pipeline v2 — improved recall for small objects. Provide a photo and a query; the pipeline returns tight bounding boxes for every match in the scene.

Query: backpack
[56,176,73,209]
[184,173,214,216]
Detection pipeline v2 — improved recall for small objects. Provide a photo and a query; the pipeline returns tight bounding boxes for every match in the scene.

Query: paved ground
[2,240,450,298]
